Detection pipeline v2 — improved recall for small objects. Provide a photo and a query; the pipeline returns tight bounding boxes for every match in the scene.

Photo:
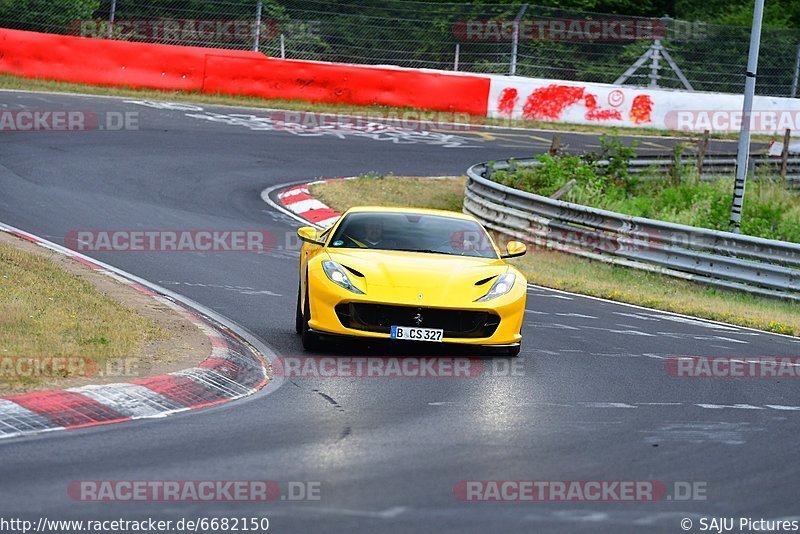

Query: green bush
[488,133,800,244]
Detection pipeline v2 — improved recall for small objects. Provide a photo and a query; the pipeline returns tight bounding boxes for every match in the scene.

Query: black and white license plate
[390,326,443,342]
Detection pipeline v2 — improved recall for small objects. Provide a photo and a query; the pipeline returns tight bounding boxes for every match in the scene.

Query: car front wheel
[301,284,320,351]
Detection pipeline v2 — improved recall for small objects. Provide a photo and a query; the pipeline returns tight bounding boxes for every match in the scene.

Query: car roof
[342,206,478,222]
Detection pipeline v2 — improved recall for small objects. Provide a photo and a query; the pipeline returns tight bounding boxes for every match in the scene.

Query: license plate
[390,326,443,342]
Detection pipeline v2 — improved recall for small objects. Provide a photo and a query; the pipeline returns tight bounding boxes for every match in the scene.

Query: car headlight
[322,260,364,294]
[475,273,516,302]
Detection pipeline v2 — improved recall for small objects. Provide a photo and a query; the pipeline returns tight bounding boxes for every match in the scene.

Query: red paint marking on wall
[496,87,519,116]
[583,94,622,121]
[630,94,654,124]
[521,85,585,120]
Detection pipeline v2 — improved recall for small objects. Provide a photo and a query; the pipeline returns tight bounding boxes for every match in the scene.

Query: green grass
[0,73,780,141]
[313,175,466,213]
[311,175,800,337]
[0,242,164,389]
[492,148,800,243]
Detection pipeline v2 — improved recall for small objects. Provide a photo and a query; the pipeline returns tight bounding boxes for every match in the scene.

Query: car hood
[325,249,509,305]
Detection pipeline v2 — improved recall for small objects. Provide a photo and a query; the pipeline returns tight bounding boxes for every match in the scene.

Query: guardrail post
[781,128,791,185]
[549,134,561,155]
[697,130,709,177]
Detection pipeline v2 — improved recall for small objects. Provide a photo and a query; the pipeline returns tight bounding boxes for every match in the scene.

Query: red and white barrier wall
[2,27,800,134]
[487,75,800,134]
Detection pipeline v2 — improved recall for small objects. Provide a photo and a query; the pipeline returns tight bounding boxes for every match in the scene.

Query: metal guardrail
[464,158,800,301]
[488,155,800,186]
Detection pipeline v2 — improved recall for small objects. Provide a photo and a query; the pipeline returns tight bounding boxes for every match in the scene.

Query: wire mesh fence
[2,0,800,97]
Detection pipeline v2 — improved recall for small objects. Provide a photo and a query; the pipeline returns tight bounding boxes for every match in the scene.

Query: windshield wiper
[391,248,457,256]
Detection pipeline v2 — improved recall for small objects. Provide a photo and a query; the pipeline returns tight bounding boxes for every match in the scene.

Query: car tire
[507,344,521,357]
[301,284,320,351]
[295,285,302,335]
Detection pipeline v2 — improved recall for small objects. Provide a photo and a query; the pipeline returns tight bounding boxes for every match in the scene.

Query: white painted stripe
[0,399,58,435]
[285,198,327,214]
[713,336,749,344]
[172,368,252,397]
[613,312,660,321]
[68,383,185,418]
[425,400,800,412]
[525,322,580,330]
[277,187,309,199]
[696,403,765,410]
[645,313,740,331]
[582,402,637,409]
[555,313,597,319]
[584,326,656,337]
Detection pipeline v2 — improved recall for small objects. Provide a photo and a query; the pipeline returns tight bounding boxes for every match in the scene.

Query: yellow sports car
[295,207,528,356]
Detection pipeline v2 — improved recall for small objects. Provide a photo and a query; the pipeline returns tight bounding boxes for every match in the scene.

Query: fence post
[792,44,800,97]
[781,128,791,185]
[280,34,286,59]
[549,133,561,155]
[107,0,117,38]
[697,129,709,177]
[729,0,765,234]
[649,40,662,87]
[454,43,460,71]
[252,0,263,51]
[509,4,529,76]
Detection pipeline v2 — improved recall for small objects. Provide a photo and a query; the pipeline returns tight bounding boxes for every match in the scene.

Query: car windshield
[328,212,498,259]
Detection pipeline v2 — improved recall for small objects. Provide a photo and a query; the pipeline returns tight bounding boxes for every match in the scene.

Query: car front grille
[335,303,500,338]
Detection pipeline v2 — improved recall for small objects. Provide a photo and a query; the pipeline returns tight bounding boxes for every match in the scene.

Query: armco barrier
[465,158,800,301]
[0,28,490,115]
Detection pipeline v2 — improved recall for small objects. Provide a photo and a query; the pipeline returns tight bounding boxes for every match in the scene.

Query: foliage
[0,0,100,31]
[492,131,637,199]
[489,132,800,243]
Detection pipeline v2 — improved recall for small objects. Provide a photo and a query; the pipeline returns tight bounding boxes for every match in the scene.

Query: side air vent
[343,265,365,278]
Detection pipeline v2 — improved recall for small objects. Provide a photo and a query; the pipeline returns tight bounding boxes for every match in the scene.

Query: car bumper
[307,271,526,346]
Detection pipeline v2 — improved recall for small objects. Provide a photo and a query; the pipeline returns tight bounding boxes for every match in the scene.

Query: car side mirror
[501,241,527,258]
[297,226,325,246]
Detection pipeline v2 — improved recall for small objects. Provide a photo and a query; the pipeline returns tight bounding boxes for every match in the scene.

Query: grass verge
[0,73,777,141]
[311,175,800,337]
[0,233,208,393]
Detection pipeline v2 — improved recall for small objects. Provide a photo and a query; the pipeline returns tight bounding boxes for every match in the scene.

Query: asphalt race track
[1,90,798,533]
